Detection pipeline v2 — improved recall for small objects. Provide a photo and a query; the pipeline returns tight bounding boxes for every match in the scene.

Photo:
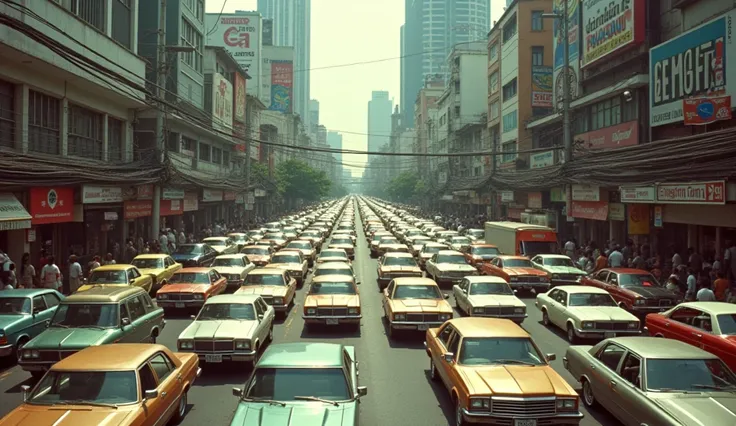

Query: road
[0,208,619,425]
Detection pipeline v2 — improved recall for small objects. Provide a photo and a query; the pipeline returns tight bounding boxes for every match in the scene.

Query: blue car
[0,289,64,359]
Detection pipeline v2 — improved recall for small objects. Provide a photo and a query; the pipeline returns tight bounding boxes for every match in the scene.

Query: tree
[275,160,332,206]
[386,171,421,201]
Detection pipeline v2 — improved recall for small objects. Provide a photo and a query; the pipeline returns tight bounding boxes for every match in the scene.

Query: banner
[531,66,553,108]
[205,12,262,98]
[553,0,582,109]
[582,0,645,67]
[30,187,74,225]
[262,46,294,112]
[212,73,233,131]
[233,73,247,123]
[683,96,732,125]
[627,204,650,235]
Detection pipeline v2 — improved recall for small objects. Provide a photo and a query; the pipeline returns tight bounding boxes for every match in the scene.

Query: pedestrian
[608,245,624,268]
[158,231,169,254]
[20,253,36,289]
[671,246,683,270]
[685,267,698,301]
[564,238,576,258]
[102,253,116,266]
[89,255,101,274]
[665,274,681,294]
[178,229,186,246]
[696,280,716,301]
[630,252,647,270]
[621,239,634,264]
[714,272,730,302]
[124,240,137,264]
[5,263,17,289]
[688,247,703,274]
[594,251,608,272]
[40,256,62,290]
[68,255,82,294]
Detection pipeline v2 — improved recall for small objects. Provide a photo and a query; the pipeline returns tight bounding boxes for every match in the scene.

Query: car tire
[567,324,579,344]
[14,337,29,362]
[455,398,468,426]
[171,389,188,424]
[542,309,551,326]
[429,359,439,381]
[582,379,597,407]
[268,325,274,342]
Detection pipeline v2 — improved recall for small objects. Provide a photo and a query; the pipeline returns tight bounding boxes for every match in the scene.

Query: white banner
[82,186,123,204]
[212,73,233,131]
[206,12,262,99]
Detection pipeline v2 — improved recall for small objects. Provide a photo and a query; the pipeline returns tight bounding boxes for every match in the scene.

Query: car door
[609,351,645,425]
[257,297,274,340]
[138,361,166,426]
[659,306,699,343]
[437,330,461,388]
[540,289,560,325]
[585,270,609,289]
[430,324,455,387]
[426,254,438,277]
[382,281,395,317]
[30,295,50,334]
[550,289,569,327]
[208,271,223,296]
[148,352,183,425]
[126,295,150,342]
[589,342,627,414]
[453,279,470,313]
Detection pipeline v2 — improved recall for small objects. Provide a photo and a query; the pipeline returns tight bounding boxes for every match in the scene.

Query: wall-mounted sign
[202,189,224,202]
[571,200,609,221]
[683,96,732,125]
[82,186,123,204]
[183,193,199,212]
[531,66,553,108]
[628,204,650,234]
[137,185,153,200]
[163,188,185,200]
[656,181,726,204]
[608,203,625,221]
[620,186,655,203]
[653,206,663,227]
[124,200,152,220]
[500,191,514,203]
[530,150,555,168]
[571,184,600,201]
[528,192,543,209]
[578,120,639,150]
[582,0,645,67]
[30,187,74,225]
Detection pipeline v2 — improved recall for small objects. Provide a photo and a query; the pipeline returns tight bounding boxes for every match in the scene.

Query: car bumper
[461,409,583,425]
[551,279,582,287]
[0,344,14,357]
[630,305,676,315]
[195,351,258,363]
[574,328,642,338]
[508,282,550,292]
[226,279,244,288]
[470,313,527,323]
[273,304,290,312]
[157,300,206,308]
[435,275,474,284]
[303,316,362,324]
[390,321,444,331]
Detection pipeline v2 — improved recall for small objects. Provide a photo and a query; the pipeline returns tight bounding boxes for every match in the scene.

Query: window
[623,94,637,121]
[32,296,47,314]
[68,104,103,160]
[502,110,518,132]
[180,18,203,73]
[181,135,196,154]
[502,79,517,102]
[212,147,222,164]
[621,353,642,387]
[501,141,517,163]
[489,71,499,94]
[590,97,622,131]
[0,80,14,148]
[126,296,146,322]
[28,90,60,154]
[502,14,517,42]
[223,150,230,167]
[111,0,132,49]
[149,354,174,382]
[43,293,61,309]
[596,343,626,370]
[58,0,105,32]
[138,364,157,393]
[531,11,544,31]
[108,117,124,162]
[488,42,498,61]
[199,143,211,161]
[532,46,544,66]
[490,101,500,120]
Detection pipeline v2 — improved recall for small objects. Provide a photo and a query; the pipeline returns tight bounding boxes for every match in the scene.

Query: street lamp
[542,2,571,164]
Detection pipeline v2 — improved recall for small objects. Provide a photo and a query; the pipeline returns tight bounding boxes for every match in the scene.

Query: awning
[0,193,31,231]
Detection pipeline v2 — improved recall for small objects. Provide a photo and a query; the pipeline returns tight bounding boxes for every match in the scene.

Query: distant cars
[211,254,256,291]
[452,276,526,323]
[376,252,422,290]
[241,244,273,266]
[316,248,350,264]
[479,255,550,293]
[202,237,239,254]
[531,254,587,286]
[172,243,218,267]
[267,250,309,286]
[285,239,316,266]
[131,254,182,293]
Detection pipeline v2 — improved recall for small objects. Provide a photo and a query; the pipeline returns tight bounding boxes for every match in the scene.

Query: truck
[484,221,559,257]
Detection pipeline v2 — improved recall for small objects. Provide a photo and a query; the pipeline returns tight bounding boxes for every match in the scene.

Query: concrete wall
[459,54,489,119]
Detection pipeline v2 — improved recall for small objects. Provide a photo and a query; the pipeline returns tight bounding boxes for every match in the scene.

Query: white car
[211,254,256,291]
[452,276,526,323]
[202,237,239,254]
[536,285,641,344]
[425,250,478,285]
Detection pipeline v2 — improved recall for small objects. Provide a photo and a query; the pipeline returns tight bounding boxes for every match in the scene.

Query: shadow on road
[380,318,427,349]
[4,376,35,394]
[300,324,362,339]
[421,370,455,425]
[196,363,252,386]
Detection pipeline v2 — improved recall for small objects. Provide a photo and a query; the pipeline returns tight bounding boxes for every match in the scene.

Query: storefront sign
[26,229,36,242]
[161,200,183,216]
[656,181,726,204]
[608,203,625,221]
[184,193,199,212]
[247,192,255,204]
[550,187,565,202]
[620,186,655,203]
[104,212,118,221]
[137,185,153,200]
[582,0,645,66]
[202,189,223,202]
[578,120,639,150]
[507,208,524,220]
[500,191,514,203]
[653,206,663,227]
[571,200,609,221]
[30,187,74,225]
[254,189,267,197]
[162,188,185,200]
[0,193,31,230]
[124,200,152,220]
[571,184,600,201]
[530,150,555,169]
[531,66,553,107]
[82,186,123,204]
[235,194,245,204]
[224,191,237,201]
[683,96,732,125]
[527,192,543,209]
[627,204,650,234]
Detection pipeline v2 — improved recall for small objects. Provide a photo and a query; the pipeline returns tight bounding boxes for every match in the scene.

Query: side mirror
[190,314,196,320]
[356,280,361,285]
[121,317,131,326]
[129,279,136,284]
[443,352,455,363]
[546,353,557,362]
[258,314,264,321]
[443,293,450,299]
[144,389,158,399]
[357,386,368,397]
[232,387,243,397]
[21,385,30,402]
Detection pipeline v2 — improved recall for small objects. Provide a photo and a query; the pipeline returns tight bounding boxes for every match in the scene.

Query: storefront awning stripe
[0,193,32,231]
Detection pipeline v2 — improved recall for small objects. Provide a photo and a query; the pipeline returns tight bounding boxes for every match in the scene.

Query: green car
[531,254,588,287]
[230,342,367,426]
[18,286,165,378]
[0,289,64,359]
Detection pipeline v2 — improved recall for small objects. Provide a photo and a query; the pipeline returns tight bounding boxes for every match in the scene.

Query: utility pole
[561,0,572,164]
[152,0,167,239]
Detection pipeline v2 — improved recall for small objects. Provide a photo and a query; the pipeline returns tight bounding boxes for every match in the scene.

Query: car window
[131,268,141,278]
[620,353,642,388]
[254,300,265,316]
[43,293,60,309]
[556,290,567,305]
[149,353,174,382]
[438,324,454,345]
[386,281,395,296]
[127,270,136,282]
[692,313,713,333]
[120,303,130,323]
[139,294,154,311]
[596,343,626,371]
[127,296,146,322]
[258,298,269,312]
[595,271,609,281]
[670,307,702,326]
[32,296,47,314]
[139,364,158,393]
[447,332,460,358]
[531,256,540,263]
[608,273,619,285]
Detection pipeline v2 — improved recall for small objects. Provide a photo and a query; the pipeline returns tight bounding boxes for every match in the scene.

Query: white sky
[206,0,505,176]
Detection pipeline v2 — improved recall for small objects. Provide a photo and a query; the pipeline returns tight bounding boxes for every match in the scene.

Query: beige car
[376,252,422,290]
[382,277,452,338]
[202,237,238,254]
[235,268,297,315]
[313,261,357,283]
[267,250,309,286]
[452,276,526,323]
[211,254,256,291]
[328,236,355,259]
[417,242,449,270]
[316,248,351,264]
[303,275,361,330]
[284,240,316,267]
[425,249,478,285]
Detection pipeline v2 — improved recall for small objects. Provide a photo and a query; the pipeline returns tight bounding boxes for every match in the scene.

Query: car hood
[459,365,574,397]
[304,295,360,308]
[318,257,348,263]
[544,266,585,275]
[330,244,353,249]
[158,283,208,293]
[626,286,675,299]
[268,263,302,270]
[504,267,546,276]
[391,299,452,313]
[214,267,246,275]
[1,405,135,426]
[180,319,256,340]
[436,264,477,272]
[381,266,421,273]
[468,295,524,307]
[210,246,229,253]
[650,393,736,426]
[137,267,165,276]
[231,401,356,426]
[0,314,28,330]
[172,253,200,261]
[570,306,638,321]
[25,327,115,349]
[236,286,288,297]
[248,255,270,263]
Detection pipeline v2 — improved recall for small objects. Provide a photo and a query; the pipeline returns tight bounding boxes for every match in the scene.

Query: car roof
[384,252,413,258]
[465,276,508,283]
[497,255,529,260]
[273,250,301,256]
[449,317,531,338]
[203,236,228,240]
[258,343,346,368]
[393,277,437,286]
[312,275,356,283]
[92,264,133,271]
[0,288,58,298]
[677,301,736,315]
[206,294,260,304]
[470,243,497,247]
[554,285,608,294]
[215,254,247,259]
[177,267,211,273]
[424,242,447,247]
[608,337,718,359]
[248,268,287,275]
[133,254,169,259]
[316,262,351,269]
[536,254,570,259]
[321,248,347,253]
[65,285,146,303]
[602,267,649,274]
[437,250,463,255]
[53,344,170,371]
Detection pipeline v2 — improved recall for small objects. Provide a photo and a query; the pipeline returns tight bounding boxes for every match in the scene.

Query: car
[581,268,681,319]
[564,336,736,425]
[462,243,501,268]
[230,342,367,426]
[155,268,227,311]
[227,232,252,250]
[369,232,393,257]
[376,252,423,290]
[9,344,200,426]
[425,317,582,426]
[267,250,309,286]
[303,275,361,330]
[376,237,407,257]
[211,254,257,291]
[285,239,317,266]
[171,243,218,267]
[298,230,324,251]
[382,277,452,338]
[313,261,358,283]
[0,289,64,360]
[241,244,273,266]
[329,236,356,259]
[131,253,182,294]
[537,286,641,343]
[262,232,288,250]
[177,294,274,366]
[18,286,165,378]
[202,236,239,254]
[425,250,478,286]
[407,235,432,256]
[448,236,473,252]
[645,301,736,372]
[452,276,526,323]
[80,264,154,294]
[418,242,449,270]
[479,255,551,293]
[235,268,297,315]
[316,248,351,264]
[462,228,485,241]
[531,254,587,286]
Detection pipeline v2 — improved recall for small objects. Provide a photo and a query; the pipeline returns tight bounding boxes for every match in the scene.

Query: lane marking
[0,370,13,381]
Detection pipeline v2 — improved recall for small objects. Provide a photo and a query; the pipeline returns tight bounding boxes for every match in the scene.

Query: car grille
[491,397,556,418]
[316,308,351,316]
[518,275,545,282]
[483,306,517,316]
[406,313,440,322]
[594,322,631,331]
[194,340,234,352]
[261,296,274,305]
[228,274,241,281]
[643,298,674,307]
[557,274,578,281]
[166,293,193,301]
[39,350,77,362]
[659,299,674,307]
[447,271,467,278]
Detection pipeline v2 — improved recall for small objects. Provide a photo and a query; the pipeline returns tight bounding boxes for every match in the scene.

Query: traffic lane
[0,358,33,417]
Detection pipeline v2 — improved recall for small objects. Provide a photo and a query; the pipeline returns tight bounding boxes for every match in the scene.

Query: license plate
[326,318,339,325]
[604,332,616,338]
[514,420,537,426]
[205,354,222,363]
[417,324,429,331]
[175,303,184,308]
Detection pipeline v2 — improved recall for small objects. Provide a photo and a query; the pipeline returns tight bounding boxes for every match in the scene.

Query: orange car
[462,243,501,268]
[424,317,582,425]
[303,275,361,330]
[479,255,550,293]
[155,267,227,310]
[241,244,273,266]
[235,267,297,315]
[9,344,200,426]
[382,277,452,338]
[376,252,422,290]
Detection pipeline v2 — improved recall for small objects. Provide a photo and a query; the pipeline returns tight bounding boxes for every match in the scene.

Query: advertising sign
[582,0,645,67]
[183,193,199,212]
[137,185,152,200]
[261,46,294,111]
[160,200,183,216]
[262,19,273,46]
[553,0,582,109]
[578,120,638,150]
[627,204,650,234]
[202,189,223,202]
[528,192,543,209]
[683,96,732,125]
[571,184,600,201]
[500,191,514,203]
[0,194,30,230]
[620,186,655,203]
[233,73,247,123]
[571,200,609,220]
[212,73,233,131]
[656,181,726,204]
[82,186,123,204]
[30,187,74,224]
[650,11,732,127]
[608,202,625,221]
[530,150,555,168]
[531,66,553,108]
[162,188,185,200]
[124,201,152,220]
[206,13,262,98]
[653,206,663,227]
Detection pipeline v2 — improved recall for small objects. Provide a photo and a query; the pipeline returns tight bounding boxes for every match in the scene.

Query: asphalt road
[0,208,619,425]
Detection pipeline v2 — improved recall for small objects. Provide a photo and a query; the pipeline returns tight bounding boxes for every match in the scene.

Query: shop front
[0,192,32,266]
[183,192,199,234]
[81,185,125,262]
[123,196,185,241]
[201,189,224,225]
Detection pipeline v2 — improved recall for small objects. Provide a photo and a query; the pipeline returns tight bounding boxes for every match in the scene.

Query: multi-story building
[367,91,393,154]
[414,80,445,177]
[309,99,320,134]
[327,131,344,176]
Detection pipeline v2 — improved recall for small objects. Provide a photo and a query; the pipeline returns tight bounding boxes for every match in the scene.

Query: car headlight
[235,340,251,350]
[514,307,525,314]
[273,297,284,305]
[628,321,639,329]
[556,397,578,412]
[158,294,168,300]
[348,307,359,315]
[552,274,560,279]
[469,397,491,411]
[581,321,595,329]
[178,340,194,350]
[635,299,646,306]
[22,350,39,359]
[394,313,406,321]
[193,294,205,300]
[306,308,317,315]
[509,277,518,282]
[473,307,485,314]
[439,313,451,321]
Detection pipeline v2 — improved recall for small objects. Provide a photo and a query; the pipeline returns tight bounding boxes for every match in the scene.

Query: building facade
[367,91,393,154]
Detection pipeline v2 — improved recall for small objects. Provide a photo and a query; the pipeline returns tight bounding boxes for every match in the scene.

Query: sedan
[452,276,526,323]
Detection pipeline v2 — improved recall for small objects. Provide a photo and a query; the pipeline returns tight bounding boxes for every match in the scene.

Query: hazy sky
[206,0,504,176]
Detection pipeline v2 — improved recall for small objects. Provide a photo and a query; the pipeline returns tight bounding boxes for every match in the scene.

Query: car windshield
[380,239,398,245]
[422,246,444,254]
[451,237,471,244]
[394,285,442,299]
[320,251,347,259]
[717,314,736,335]
[204,239,226,247]
[646,358,736,392]
[245,367,350,401]
[372,234,389,241]
[437,255,466,264]
[88,270,127,284]
[619,274,660,287]
[175,245,203,255]
[51,303,118,327]
[287,242,310,250]
[332,238,353,245]
[302,232,320,238]
[272,255,301,264]
[198,303,256,320]
[468,230,484,238]
[314,268,351,277]
[29,371,137,405]
[131,258,163,269]
[383,257,417,267]
[459,338,546,366]
[264,234,284,240]
[469,282,513,296]
[245,274,285,285]
[0,297,31,314]
[568,292,616,306]
[169,273,210,284]
[309,282,356,295]
[503,259,533,268]
[543,257,575,267]
[212,258,245,267]
[243,247,269,255]
[230,236,248,243]
[472,247,500,256]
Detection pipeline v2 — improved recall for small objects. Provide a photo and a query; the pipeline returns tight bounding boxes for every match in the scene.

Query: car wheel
[171,389,188,423]
[455,398,467,426]
[542,309,550,326]
[567,324,579,344]
[582,379,597,407]
[268,325,274,342]
[429,359,439,381]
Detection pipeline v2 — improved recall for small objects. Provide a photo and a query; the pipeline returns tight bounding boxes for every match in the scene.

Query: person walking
[20,253,36,289]
[40,256,62,290]
[68,255,82,294]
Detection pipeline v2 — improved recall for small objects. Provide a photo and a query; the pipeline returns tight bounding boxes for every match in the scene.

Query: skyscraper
[327,131,343,165]
[367,91,393,155]
[309,99,320,134]
[257,0,311,128]
[401,0,491,127]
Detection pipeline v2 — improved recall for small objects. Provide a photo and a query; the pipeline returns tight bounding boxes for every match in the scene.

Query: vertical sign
[233,72,246,124]
[262,46,294,110]
[205,12,262,98]
[262,19,273,46]
[212,73,233,132]
[531,66,553,108]
[553,0,581,109]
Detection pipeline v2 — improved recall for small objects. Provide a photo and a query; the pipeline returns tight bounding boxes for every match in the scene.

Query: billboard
[531,66,553,107]
[650,11,732,126]
[262,19,273,46]
[683,96,732,125]
[552,0,582,109]
[262,46,294,112]
[582,0,645,67]
[233,72,246,123]
[212,73,233,131]
[206,12,261,99]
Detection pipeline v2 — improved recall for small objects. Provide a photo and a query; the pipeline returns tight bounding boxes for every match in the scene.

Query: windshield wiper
[692,384,736,392]
[294,396,339,406]
[50,323,70,328]
[241,397,286,406]
[54,400,119,408]
[76,325,106,330]
[490,359,537,366]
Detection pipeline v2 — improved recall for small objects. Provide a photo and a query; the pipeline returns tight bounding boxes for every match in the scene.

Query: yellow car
[131,254,182,293]
[79,264,153,293]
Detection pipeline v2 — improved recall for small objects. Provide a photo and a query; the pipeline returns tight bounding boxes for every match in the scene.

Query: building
[309,99,320,134]
[414,80,445,179]
[327,131,344,176]
[367,91,393,154]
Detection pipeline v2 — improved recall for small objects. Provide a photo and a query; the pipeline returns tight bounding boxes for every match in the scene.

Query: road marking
[0,370,12,381]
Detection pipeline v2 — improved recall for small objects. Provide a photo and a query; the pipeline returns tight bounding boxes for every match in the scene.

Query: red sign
[124,201,152,220]
[527,192,542,209]
[571,201,609,221]
[233,73,246,123]
[137,185,153,200]
[223,26,250,48]
[160,199,183,216]
[656,181,726,204]
[578,121,638,150]
[683,96,732,125]
[224,191,236,201]
[30,187,74,225]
